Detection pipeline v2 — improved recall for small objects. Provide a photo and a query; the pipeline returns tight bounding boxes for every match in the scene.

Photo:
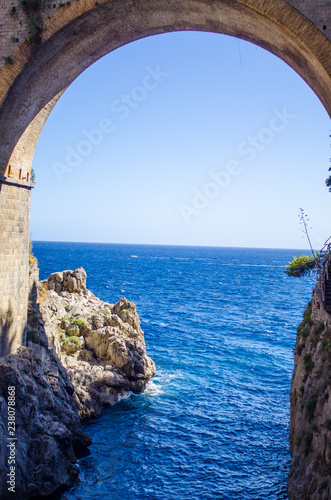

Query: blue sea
[32,242,315,500]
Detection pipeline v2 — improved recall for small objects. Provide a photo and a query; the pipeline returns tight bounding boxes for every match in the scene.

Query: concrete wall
[0,177,32,355]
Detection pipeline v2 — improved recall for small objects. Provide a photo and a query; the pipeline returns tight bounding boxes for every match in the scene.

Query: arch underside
[0,0,330,178]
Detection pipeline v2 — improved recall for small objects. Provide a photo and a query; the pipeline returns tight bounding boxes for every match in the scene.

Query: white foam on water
[154,370,184,384]
[144,380,165,397]
[116,390,133,403]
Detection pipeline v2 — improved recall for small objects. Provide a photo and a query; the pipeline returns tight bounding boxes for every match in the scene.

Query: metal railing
[316,237,331,304]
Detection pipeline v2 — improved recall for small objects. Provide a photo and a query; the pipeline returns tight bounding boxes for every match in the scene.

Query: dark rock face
[288,288,331,499]
[0,266,155,499]
[0,344,91,499]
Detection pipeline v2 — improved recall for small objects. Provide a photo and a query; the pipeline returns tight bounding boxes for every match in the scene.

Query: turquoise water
[33,242,315,500]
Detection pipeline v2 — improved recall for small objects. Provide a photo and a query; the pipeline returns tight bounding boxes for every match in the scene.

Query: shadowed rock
[0,266,155,499]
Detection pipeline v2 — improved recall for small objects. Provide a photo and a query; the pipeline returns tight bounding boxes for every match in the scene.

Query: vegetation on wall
[7,0,45,45]
[3,55,14,65]
[326,134,331,192]
[31,168,36,184]
[20,0,45,44]
[29,239,37,264]
[326,171,331,192]
[285,255,317,277]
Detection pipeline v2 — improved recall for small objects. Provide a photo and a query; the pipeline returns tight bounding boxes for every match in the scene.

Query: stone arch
[0,0,330,180]
[0,0,330,354]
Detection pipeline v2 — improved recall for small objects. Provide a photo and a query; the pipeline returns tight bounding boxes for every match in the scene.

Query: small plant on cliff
[20,0,42,12]
[28,328,41,344]
[4,55,14,65]
[28,21,42,44]
[74,319,86,328]
[285,255,317,277]
[68,336,82,347]
[29,239,38,264]
[120,308,129,314]
[310,323,325,347]
[295,430,313,449]
[286,210,319,276]
[298,327,310,340]
[321,337,331,357]
[73,319,90,334]
[306,397,318,422]
[326,132,331,192]
[29,253,37,265]
[326,173,331,192]
[303,353,314,376]
[31,169,36,183]
[19,0,44,44]
[60,335,82,354]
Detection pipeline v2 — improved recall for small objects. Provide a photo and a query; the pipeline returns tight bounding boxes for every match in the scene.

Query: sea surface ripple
[33,242,315,500]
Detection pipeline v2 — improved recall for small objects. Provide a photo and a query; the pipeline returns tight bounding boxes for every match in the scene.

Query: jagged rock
[0,344,91,500]
[40,271,156,418]
[46,267,87,295]
[288,287,331,499]
[0,265,155,499]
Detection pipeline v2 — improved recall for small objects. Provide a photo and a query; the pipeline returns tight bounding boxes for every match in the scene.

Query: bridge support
[0,177,32,355]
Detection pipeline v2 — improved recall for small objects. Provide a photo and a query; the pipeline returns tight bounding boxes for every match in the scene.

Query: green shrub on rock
[73,318,91,335]
[306,398,318,421]
[66,324,80,337]
[60,335,83,355]
[285,255,317,277]
[303,353,314,376]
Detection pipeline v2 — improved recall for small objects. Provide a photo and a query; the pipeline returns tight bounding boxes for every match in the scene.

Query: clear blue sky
[31,31,331,249]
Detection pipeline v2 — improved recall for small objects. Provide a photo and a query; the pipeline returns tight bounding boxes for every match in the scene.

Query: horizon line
[31,239,317,252]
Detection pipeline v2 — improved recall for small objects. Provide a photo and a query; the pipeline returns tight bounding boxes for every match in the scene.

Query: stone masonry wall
[0,179,32,355]
[0,0,330,65]
[0,0,65,63]
[289,0,331,39]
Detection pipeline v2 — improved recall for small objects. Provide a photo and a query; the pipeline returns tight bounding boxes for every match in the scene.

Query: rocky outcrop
[39,268,156,418]
[0,266,155,499]
[288,287,331,499]
[0,344,91,499]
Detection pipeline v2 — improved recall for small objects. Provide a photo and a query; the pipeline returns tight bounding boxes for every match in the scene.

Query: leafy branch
[285,255,317,277]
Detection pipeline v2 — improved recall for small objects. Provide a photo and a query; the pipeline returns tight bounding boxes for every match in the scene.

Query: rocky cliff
[288,286,331,499]
[0,263,155,499]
